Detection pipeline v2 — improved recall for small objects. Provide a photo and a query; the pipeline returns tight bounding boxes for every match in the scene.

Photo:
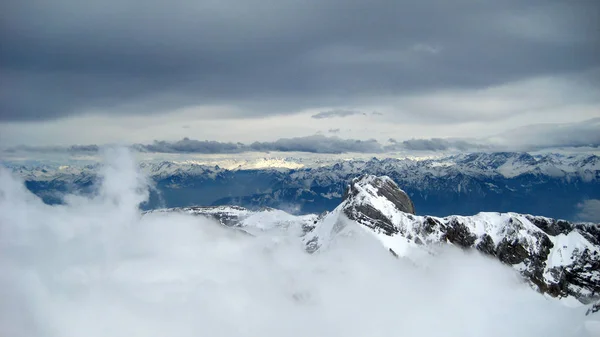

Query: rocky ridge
[305,174,599,303]
[144,174,600,306]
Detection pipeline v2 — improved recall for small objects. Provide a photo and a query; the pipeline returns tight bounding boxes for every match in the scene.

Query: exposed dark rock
[562,249,600,302]
[422,216,444,235]
[342,176,415,235]
[444,219,477,248]
[343,175,415,215]
[575,224,600,246]
[343,204,399,235]
[305,237,320,254]
[186,206,248,226]
[476,234,496,256]
[525,215,573,236]
[302,223,316,234]
[587,300,600,316]
[496,239,529,265]
[534,233,554,258]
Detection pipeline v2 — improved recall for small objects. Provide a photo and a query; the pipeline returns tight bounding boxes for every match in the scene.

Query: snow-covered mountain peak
[142,172,599,331]
[344,175,415,213]
[303,175,600,304]
[334,175,417,238]
[146,172,599,307]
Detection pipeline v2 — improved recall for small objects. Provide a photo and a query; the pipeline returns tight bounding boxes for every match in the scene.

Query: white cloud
[0,149,589,336]
[311,109,364,119]
[487,118,600,151]
[577,199,600,222]
[384,72,600,124]
[410,43,442,54]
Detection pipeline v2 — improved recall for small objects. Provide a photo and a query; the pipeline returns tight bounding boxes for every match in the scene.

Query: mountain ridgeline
[310,175,600,303]
[13,152,600,221]
[146,174,600,310]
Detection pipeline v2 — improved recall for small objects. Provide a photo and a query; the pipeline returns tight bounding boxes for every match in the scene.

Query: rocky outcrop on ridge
[305,175,600,303]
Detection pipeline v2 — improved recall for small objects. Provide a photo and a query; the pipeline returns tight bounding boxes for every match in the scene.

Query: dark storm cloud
[131,135,383,154]
[134,138,245,154]
[3,136,385,155]
[3,144,99,154]
[1,0,598,122]
[311,110,364,119]
[248,135,382,153]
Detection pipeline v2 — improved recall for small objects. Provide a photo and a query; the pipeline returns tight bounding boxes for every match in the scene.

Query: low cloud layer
[3,118,599,155]
[3,144,100,154]
[137,135,383,154]
[0,149,589,336]
[487,118,600,151]
[3,136,386,155]
[386,138,487,152]
[577,199,600,223]
[135,138,245,154]
[247,135,381,153]
[311,110,364,119]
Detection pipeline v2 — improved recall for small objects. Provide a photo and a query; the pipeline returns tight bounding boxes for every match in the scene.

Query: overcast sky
[1,0,599,149]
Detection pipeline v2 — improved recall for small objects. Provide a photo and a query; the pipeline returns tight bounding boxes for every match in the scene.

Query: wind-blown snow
[0,148,595,337]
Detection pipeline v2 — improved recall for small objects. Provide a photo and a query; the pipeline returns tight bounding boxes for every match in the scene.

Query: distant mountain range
[8,152,600,221]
